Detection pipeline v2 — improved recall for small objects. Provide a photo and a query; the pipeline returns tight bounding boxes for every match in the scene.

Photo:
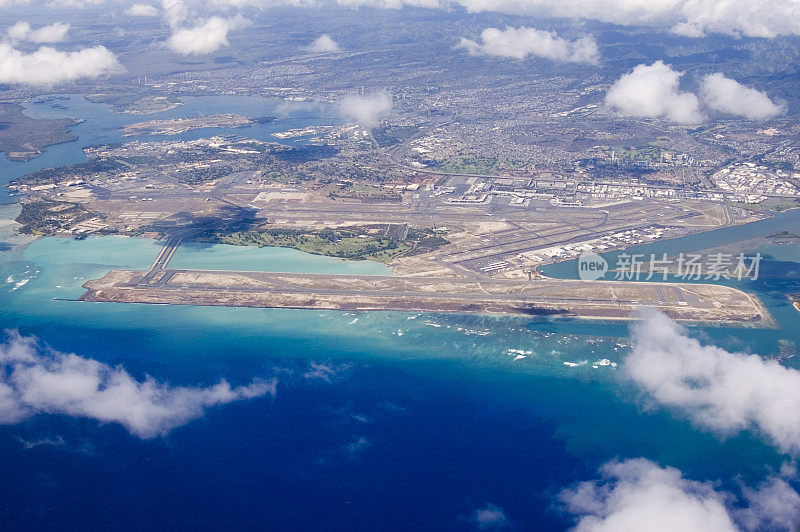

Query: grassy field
[200,228,409,262]
[739,197,800,213]
[198,226,448,263]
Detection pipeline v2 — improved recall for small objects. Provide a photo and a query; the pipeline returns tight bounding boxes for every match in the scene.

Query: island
[0,103,80,162]
[119,114,270,136]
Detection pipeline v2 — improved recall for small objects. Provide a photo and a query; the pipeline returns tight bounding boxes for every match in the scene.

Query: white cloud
[672,0,800,38]
[457,26,599,65]
[325,0,800,38]
[0,331,275,438]
[336,0,444,8]
[211,0,317,7]
[160,0,250,55]
[466,503,510,530]
[17,435,67,449]
[455,0,800,38]
[700,73,785,120]
[607,65,784,123]
[454,0,682,27]
[342,435,371,458]
[560,458,800,532]
[125,3,159,16]
[338,91,393,127]
[624,310,800,455]
[7,23,35,42]
[0,42,122,86]
[17,434,95,454]
[561,459,737,531]
[7,22,70,44]
[605,61,704,125]
[162,0,189,28]
[736,476,800,531]
[166,15,249,55]
[305,34,341,53]
[303,361,351,382]
[48,0,105,7]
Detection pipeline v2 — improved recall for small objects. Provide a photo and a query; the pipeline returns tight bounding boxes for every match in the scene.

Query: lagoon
[169,240,392,275]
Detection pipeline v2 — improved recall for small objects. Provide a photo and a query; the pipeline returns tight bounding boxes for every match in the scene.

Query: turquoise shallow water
[170,240,393,275]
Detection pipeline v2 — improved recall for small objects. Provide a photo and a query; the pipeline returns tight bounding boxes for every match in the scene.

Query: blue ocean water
[0,96,798,530]
[0,229,792,530]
